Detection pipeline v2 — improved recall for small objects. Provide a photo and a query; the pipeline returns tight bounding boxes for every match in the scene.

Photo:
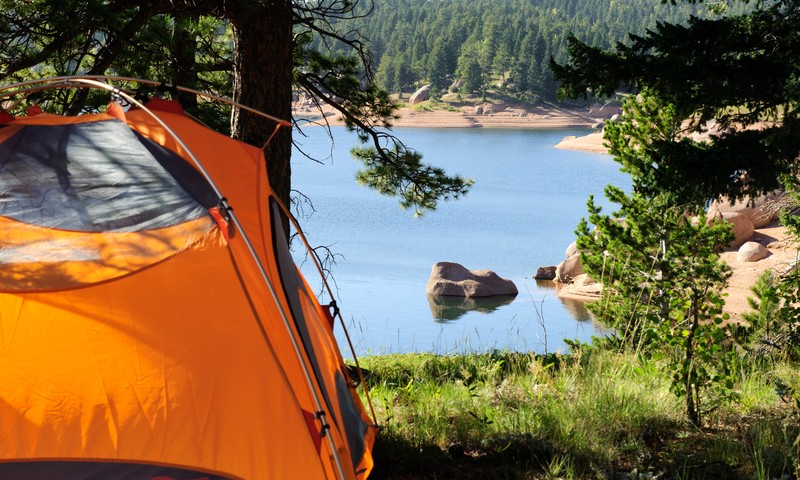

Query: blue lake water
[290,126,629,357]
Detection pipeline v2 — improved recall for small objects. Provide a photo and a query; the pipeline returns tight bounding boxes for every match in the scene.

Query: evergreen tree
[375,54,398,93]
[553,0,800,369]
[427,38,450,88]
[492,43,513,83]
[455,43,483,93]
[577,91,737,427]
[393,53,415,94]
[552,0,800,203]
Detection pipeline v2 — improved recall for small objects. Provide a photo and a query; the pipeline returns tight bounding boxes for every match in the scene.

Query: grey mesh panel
[336,370,369,469]
[269,200,337,417]
[0,120,208,232]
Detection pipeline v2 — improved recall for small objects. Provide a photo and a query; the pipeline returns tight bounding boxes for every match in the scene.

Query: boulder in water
[534,266,557,280]
[426,262,518,297]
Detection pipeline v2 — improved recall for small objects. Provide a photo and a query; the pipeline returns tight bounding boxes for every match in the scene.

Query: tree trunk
[685,297,700,428]
[172,16,199,111]
[228,1,293,210]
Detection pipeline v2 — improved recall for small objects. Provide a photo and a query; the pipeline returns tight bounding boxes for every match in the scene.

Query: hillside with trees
[318,0,750,103]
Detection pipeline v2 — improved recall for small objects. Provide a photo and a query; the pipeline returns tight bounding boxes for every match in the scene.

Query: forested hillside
[317,0,749,102]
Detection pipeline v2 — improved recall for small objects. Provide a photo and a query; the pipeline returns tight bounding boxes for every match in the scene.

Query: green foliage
[427,38,451,89]
[0,2,233,122]
[352,143,473,215]
[604,92,693,204]
[736,270,783,355]
[553,0,800,203]
[719,177,800,364]
[322,0,741,101]
[579,192,737,426]
[548,0,800,432]
[455,45,483,94]
[578,91,739,427]
[768,175,800,361]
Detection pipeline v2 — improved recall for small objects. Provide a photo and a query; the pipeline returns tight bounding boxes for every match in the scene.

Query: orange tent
[0,79,376,479]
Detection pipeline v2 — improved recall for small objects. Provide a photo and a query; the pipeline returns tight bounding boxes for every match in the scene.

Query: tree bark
[172,16,199,111]
[228,1,293,211]
[685,297,700,428]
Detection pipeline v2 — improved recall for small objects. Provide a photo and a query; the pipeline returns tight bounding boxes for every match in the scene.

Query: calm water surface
[290,126,629,357]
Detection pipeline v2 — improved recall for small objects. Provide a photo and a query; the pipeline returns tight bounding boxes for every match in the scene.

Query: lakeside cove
[294,104,798,332]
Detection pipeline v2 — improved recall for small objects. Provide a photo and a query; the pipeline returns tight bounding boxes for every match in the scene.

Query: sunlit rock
[565,241,579,258]
[737,241,769,262]
[555,254,583,283]
[426,262,518,297]
[409,84,431,105]
[709,192,785,229]
[708,211,755,249]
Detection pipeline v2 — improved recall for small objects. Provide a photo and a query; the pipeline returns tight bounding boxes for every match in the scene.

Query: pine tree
[577,91,737,427]
[552,0,800,203]
[427,38,450,88]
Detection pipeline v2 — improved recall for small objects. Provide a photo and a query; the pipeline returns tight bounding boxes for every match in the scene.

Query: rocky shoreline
[541,195,799,321]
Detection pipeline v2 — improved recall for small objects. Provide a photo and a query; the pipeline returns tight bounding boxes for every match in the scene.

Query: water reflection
[534,279,593,322]
[428,294,518,322]
[558,296,593,322]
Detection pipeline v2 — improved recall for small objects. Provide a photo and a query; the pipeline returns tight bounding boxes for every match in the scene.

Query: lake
[290,126,629,357]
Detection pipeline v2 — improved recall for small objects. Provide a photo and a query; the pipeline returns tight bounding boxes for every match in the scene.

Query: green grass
[356,350,800,479]
[410,99,460,112]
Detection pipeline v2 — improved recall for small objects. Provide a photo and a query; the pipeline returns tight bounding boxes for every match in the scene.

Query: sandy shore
[298,104,611,153]
[298,103,605,131]
[554,130,608,154]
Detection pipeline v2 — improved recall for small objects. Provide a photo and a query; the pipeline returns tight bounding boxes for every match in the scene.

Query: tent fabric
[0,100,375,479]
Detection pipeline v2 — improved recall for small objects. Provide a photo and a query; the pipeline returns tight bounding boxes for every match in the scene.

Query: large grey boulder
[709,192,785,229]
[409,84,431,105]
[710,211,755,249]
[426,262,518,297]
[737,241,769,262]
[555,254,583,283]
